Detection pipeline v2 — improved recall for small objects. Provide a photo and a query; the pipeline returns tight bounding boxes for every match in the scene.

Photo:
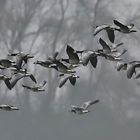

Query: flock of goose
[0,19,138,114]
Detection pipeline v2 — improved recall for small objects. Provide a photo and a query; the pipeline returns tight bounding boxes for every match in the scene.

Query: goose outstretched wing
[113,20,129,30]
[93,25,109,36]
[106,29,115,43]
[66,45,79,64]
[59,75,71,88]
[89,55,98,68]
[69,76,76,85]
[81,99,99,109]
[99,38,111,53]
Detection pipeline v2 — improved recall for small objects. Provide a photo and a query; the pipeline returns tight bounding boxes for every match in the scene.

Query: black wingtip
[113,19,118,24]
[22,84,26,88]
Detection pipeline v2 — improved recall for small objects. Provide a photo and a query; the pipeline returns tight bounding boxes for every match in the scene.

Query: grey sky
[0,0,140,140]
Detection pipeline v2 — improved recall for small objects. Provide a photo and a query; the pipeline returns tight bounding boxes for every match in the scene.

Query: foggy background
[0,0,140,139]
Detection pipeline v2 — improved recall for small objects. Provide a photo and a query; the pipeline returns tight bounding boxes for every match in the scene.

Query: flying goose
[0,104,19,111]
[116,61,127,71]
[97,48,125,61]
[22,80,47,92]
[76,50,99,68]
[9,68,37,81]
[98,38,126,56]
[126,61,140,79]
[59,74,80,88]
[8,52,34,70]
[34,52,60,69]
[113,20,137,33]
[49,61,76,74]
[93,24,115,43]
[4,73,36,90]
[33,60,53,68]
[115,61,140,79]
[69,99,99,114]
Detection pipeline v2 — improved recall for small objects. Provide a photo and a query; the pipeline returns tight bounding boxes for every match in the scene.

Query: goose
[8,52,34,70]
[9,68,37,80]
[61,45,80,65]
[0,59,16,68]
[98,38,125,55]
[59,74,80,88]
[97,49,125,61]
[34,51,61,68]
[116,61,140,78]
[113,20,137,33]
[76,50,99,68]
[116,61,127,71]
[22,80,47,92]
[4,73,36,90]
[0,104,19,111]
[33,60,53,68]
[82,52,98,68]
[93,24,116,43]
[98,38,118,54]
[69,99,99,114]
[126,61,140,79]
[49,61,76,74]
[34,52,60,68]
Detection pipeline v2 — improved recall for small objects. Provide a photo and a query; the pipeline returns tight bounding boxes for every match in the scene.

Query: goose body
[116,61,140,79]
